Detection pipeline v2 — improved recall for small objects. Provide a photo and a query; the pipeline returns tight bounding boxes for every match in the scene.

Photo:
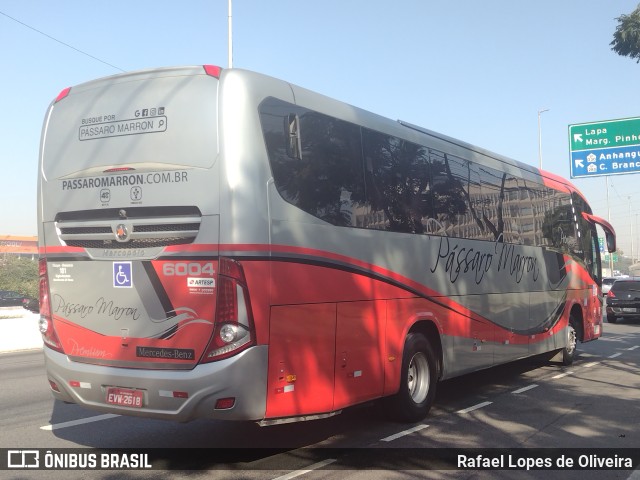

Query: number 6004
[162,262,215,276]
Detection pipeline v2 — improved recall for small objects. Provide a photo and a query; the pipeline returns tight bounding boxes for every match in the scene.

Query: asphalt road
[0,320,639,480]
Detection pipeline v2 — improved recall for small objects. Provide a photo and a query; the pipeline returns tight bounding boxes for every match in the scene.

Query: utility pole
[630,197,634,263]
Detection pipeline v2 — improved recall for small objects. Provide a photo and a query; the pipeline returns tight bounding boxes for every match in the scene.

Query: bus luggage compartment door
[266,304,336,418]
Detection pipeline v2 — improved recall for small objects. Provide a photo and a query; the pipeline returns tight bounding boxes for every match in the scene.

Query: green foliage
[0,256,38,299]
[611,4,640,62]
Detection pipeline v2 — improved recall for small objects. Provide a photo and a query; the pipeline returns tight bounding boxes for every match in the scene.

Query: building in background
[0,235,37,260]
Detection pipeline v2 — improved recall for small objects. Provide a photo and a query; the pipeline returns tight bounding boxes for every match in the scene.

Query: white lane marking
[40,414,120,431]
[584,361,600,368]
[551,371,573,380]
[512,384,538,394]
[272,459,337,480]
[457,401,492,414]
[627,346,639,351]
[381,424,429,442]
[608,353,622,359]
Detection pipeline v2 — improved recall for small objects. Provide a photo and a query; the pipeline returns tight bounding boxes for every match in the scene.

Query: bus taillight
[201,258,255,362]
[38,259,64,353]
[203,65,222,78]
[54,86,71,103]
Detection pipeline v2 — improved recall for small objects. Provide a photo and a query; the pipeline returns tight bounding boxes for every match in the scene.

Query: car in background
[606,277,640,323]
[0,290,31,307]
[22,297,39,313]
[602,277,616,295]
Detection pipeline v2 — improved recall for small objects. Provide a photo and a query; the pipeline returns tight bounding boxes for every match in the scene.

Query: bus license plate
[106,387,143,408]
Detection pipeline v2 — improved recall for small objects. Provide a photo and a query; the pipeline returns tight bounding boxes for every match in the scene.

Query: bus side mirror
[581,212,616,253]
[606,231,616,253]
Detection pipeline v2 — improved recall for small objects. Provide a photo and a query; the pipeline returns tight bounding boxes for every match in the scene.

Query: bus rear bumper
[43,345,268,422]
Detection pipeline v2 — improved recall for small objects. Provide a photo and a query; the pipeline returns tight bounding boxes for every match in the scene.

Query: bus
[38,65,616,424]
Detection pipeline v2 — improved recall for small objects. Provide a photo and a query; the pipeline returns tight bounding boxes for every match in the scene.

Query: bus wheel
[386,333,437,423]
[561,316,578,366]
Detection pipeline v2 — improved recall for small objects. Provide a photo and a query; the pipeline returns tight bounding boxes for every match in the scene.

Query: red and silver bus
[37,65,615,424]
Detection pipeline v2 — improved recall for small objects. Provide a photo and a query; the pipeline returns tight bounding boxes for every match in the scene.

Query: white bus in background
[628,264,640,276]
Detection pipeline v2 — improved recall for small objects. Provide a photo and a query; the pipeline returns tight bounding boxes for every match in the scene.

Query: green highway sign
[569,116,640,179]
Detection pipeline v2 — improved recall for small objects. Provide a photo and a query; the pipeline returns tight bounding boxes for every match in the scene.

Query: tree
[0,256,38,298]
[611,4,640,62]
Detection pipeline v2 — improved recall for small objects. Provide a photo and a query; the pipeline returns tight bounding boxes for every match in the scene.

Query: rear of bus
[37,65,267,421]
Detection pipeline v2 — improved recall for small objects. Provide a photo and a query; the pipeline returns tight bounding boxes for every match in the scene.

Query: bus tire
[386,332,437,423]
[561,315,578,366]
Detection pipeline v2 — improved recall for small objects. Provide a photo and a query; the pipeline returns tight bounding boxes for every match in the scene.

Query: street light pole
[228,0,233,68]
[538,108,549,169]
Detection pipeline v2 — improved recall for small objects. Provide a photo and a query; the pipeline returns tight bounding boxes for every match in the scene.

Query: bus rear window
[43,71,219,179]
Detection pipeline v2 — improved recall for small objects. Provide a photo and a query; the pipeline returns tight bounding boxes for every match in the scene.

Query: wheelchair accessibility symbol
[113,261,133,288]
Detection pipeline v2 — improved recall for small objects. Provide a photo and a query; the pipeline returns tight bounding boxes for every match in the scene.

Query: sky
[1,0,640,257]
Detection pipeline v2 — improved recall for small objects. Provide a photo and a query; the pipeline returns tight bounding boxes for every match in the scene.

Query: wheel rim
[407,351,430,403]
[566,324,577,355]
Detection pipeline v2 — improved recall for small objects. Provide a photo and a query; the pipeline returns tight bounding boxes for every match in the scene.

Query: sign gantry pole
[606,176,613,274]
